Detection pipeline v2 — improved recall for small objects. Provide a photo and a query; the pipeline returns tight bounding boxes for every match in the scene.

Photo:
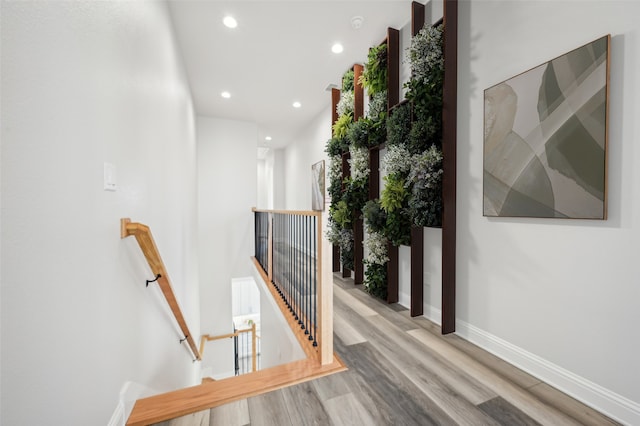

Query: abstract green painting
[484,35,610,219]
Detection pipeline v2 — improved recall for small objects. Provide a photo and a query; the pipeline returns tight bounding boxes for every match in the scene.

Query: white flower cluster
[365,225,389,265]
[382,144,412,177]
[407,24,444,85]
[325,219,342,245]
[328,154,342,186]
[338,228,353,252]
[336,90,355,117]
[407,145,444,189]
[367,90,388,120]
[349,146,370,183]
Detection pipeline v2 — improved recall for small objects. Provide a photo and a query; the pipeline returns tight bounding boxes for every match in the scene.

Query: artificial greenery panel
[360,43,388,95]
[387,102,411,147]
[363,200,387,234]
[342,69,355,92]
[347,119,371,149]
[363,261,387,299]
[333,113,353,139]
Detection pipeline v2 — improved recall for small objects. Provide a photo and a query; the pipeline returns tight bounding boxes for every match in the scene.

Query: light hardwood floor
[159,273,619,426]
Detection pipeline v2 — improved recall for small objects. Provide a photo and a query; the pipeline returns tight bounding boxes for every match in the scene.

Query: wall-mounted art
[312,160,325,211]
[483,34,610,219]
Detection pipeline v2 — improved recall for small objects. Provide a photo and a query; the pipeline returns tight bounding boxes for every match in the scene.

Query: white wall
[258,149,285,209]
[197,116,257,377]
[250,264,306,369]
[1,2,200,425]
[458,1,640,423]
[284,106,332,210]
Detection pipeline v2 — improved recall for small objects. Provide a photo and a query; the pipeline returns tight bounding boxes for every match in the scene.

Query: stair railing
[121,218,201,361]
[252,208,333,365]
[199,322,259,375]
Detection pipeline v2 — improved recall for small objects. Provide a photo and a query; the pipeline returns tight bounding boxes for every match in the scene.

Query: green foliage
[405,77,443,150]
[387,102,411,147]
[363,200,387,234]
[342,69,354,92]
[328,177,342,203]
[347,119,371,149]
[385,208,411,246]
[325,136,348,156]
[341,246,354,270]
[409,183,442,227]
[332,113,353,139]
[380,175,411,246]
[364,261,387,299]
[343,177,368,215]
[409,115,438,155]
[359,44,388,95]
[330,200,352,229]
[380,175,407,213]
[407,146,444,227]
[368,116,387,147]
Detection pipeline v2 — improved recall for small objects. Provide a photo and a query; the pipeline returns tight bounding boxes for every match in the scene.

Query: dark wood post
[441,0,458,334]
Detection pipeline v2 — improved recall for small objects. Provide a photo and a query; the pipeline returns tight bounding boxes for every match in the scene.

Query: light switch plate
[104,162,117,191]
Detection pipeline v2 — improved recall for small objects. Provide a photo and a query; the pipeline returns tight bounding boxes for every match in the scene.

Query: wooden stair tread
[126,355,346,426]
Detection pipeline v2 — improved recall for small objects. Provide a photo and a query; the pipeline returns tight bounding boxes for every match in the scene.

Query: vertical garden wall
[326,0,457,333]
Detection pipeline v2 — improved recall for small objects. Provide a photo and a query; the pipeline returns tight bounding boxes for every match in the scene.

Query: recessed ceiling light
[223,16,237,28]
[331,43,344,54]
[293,101,302,108]
[265,136,272,141]
[221,91,231,99]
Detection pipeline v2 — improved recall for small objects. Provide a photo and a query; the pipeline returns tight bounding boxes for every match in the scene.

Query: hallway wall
[197,116,257,377]
[458,1,640,423]
[1,2,200,425]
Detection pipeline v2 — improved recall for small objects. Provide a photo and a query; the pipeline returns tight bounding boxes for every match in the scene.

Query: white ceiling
[168,1,413,149]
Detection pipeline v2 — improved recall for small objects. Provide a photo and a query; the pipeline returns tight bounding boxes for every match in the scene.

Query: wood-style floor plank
[324,392,377,426]
[280,380,332,425]
[407,328,583,425]
[333,310,367,346]
[479,396,542,426]
[156,273,618,426]
[528,382,620,426]
[209,400,249,426]
[334,290,498,409]
[247,390,291,426]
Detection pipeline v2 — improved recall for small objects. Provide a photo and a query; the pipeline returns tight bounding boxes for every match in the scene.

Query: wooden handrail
[252,207,321,217]
[121,218,201,361]
[200,323,258,372]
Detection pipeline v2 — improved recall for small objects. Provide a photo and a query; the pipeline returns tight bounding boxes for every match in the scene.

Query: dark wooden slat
[387,243,399,303]
[342,267,351,278]
[332,246,340,273]
[441,0,458,335]
[354,218,364,284]
[387,28,400,108]
[412,1,426,36]
[353,64,364,120]
[331,87,340,126]
[410,225,424,317]
[331,87,341,272]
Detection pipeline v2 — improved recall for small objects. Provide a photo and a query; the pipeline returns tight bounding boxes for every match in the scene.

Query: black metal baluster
[307,216,312,339]
[313,215,318,347]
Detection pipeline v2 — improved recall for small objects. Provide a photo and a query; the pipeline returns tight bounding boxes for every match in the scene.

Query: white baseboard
[454,317,640,426]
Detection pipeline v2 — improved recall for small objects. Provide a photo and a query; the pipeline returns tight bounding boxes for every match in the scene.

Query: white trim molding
[455,318,640,426]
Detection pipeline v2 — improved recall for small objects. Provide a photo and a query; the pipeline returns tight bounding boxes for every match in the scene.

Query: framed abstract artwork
[311,160,325,211]
[483,34,610,219]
